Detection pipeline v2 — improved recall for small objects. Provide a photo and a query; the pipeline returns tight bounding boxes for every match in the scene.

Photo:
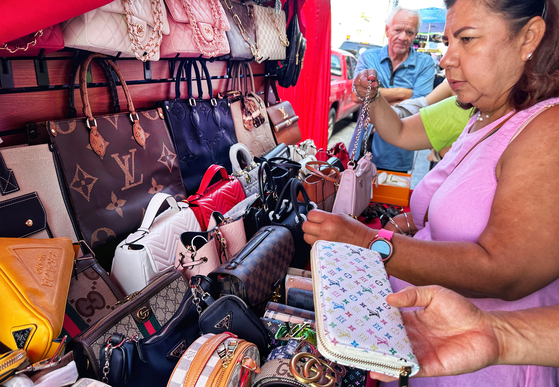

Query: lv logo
[111,149,144,191]
[279,107,289,119]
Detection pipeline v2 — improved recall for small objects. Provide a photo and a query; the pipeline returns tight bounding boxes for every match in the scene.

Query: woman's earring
[527,52,533,61]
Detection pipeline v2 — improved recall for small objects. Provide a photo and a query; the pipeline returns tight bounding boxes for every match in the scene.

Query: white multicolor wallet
[310,241,420,383]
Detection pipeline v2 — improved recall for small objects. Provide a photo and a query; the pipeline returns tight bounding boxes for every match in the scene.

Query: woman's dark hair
[445,0,559,111]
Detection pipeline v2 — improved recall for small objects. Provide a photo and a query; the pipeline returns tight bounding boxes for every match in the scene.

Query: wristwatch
[368,229,394,263]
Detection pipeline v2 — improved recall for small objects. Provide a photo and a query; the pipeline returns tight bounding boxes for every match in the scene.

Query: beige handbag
[248,3,288,63]
[61,0,170,61]
[224,62,276,158]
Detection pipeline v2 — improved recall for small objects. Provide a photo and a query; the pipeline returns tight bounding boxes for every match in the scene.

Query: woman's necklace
[476,101,508,122]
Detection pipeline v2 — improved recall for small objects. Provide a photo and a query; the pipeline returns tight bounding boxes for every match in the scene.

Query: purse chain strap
[122,0,164,62]
[0,30,44,54]
[182,0,227,57]
[267,7,289,47]
[221,0,262,61]
[350,80,375,162]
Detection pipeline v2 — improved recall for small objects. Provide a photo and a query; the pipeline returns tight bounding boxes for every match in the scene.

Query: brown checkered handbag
[209,225,294,313]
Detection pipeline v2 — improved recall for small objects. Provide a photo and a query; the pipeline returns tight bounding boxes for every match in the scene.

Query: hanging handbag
[220,0,259,60]
[68,269,195,380]
[248,3,288,62]
[270,178,316,269]
[331,103,376,219]
[0,25,64,57]
[160,59,237,195]
[61,0,170,61]
[186,164,246,231]
[160,0,230,58]
[302,160,341,212]
[225,62,276,158]
[0,237,75,363]
[110,193,201,295]
[266,0,306,88]
[243,161,277,240]
[97,275,213,387]
[210,225,294,312]
[311,241,420,382]
[0,144,80,243]
[47,54,186,269]
[264,78,302,146]
[230,143,261,197]
[176,211,246,279]
[167,332,261,387]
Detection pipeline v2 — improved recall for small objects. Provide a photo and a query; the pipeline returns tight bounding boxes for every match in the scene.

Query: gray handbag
[229,143,260,196]
[220,0,260,60]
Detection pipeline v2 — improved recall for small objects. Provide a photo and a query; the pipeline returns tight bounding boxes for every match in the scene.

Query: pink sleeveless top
[385,97,559,387]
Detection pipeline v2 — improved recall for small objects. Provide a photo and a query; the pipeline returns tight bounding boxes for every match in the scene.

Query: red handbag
[316,142,350,170]
[186,165,246,231]
[0,25,64,57]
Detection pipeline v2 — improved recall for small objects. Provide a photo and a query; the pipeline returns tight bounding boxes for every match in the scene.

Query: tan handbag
[224,62,276,158]
[61,0,170,61]
[302,161,341,212]
[248,3,288,63]
[0,237,75,363]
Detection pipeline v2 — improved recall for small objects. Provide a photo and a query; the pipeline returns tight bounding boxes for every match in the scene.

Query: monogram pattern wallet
[310,241,419,379]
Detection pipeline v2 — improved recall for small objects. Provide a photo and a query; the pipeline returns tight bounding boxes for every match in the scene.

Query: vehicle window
[345,56,356,79]
[331,54,342,76]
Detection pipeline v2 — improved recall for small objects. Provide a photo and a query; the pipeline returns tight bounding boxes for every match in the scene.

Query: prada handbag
[186,164,246,231]
[225,62,276,158]
[220,0,259,60]
[61,0,170,61]
[210,225,294,311]
[270,178,316,269]
[0,237,75,363]
[47,54,186,269]
[0,25,64,58]
[97,275,213,387]
[161,0,231,58]
[68,269,191,380]
[167,332,260,387]
[110,193,201,295]
[302,161,341,212]
[230,143,261,197]
[160,59,237,195]
[264,78,301,146]
[331,152,376,218]
[176,212,246,279]
[311,241,420,382]
[0,144,80,243]
[248,3,288,62]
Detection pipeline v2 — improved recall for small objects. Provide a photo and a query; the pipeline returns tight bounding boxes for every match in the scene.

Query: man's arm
[379,87,413,104]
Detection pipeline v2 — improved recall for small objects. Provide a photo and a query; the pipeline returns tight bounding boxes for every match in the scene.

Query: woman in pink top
[303,0,559,385]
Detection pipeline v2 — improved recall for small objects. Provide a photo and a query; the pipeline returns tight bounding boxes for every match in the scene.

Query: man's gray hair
[386,6,422,32]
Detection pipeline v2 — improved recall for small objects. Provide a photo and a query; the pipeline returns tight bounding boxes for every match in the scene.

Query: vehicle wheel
[328,108,336,138]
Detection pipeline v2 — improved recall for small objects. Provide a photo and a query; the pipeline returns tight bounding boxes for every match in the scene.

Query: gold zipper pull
[399,366,412,387]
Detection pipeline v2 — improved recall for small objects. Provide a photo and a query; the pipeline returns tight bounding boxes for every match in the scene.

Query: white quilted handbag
[61,0,170,61]
[249,3,288,62]
[230,143,260,196]
[110,192,201,295]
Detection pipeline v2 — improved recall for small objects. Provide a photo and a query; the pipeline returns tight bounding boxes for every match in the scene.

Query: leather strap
[305,161,341,183]
[196,165,231,196]
[0,151,19,195]
[258,161,276,198]
[125,193,180,244]
[264,76,281,106]
[182,333,235,387]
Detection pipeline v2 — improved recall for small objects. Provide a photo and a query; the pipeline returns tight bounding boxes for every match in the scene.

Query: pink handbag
[332,153,376,218]
[161,0,230,58]
[0,25,64,57]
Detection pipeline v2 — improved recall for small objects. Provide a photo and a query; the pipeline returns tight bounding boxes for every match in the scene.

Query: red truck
[329,48,361,137]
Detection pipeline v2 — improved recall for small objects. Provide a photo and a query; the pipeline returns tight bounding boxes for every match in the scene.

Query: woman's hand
[302,209,376,248]
[352,69,380,102]
[369,286,499,381]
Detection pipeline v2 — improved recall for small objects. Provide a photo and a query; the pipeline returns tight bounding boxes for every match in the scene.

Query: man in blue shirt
[351,7,436,172]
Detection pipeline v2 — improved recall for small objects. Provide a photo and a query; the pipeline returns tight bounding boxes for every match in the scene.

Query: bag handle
[180,0,227,58]
[229,143,256,173]
[69,54,120,118]
[264,76,281,107]
[125,193,180,244]
[271,178,314,223]
[305,161,342,183]
[79,53,146,158]
[122,0,164,62]
[267,157,302,172]
[175,59,202,100]
[242,62,257,95]
[258,161,277,203]
[195,164,231,197]
[0,30,43,54]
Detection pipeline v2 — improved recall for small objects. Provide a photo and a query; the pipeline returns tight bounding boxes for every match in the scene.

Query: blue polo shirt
[355,45,436,171]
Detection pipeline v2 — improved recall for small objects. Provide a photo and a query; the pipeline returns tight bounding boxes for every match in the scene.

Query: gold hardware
[137,306,150,320]
[116,291,139,305]
[286,119,292,126]
[274,126,280,132]
[289,352,336,387]
[279,107,288,119]
[0,30,43,54]
[25,219,33,227]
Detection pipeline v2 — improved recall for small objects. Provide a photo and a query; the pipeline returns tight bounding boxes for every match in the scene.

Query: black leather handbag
[266,157,301,194]
[270,178,316,269]
[160,59,238,195]
[244,161,277,239]
[98,275,214,387]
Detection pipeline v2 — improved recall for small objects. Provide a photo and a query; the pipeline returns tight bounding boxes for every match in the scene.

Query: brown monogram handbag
[47,54,186,269]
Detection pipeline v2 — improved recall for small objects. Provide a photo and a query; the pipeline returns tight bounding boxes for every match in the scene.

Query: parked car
[339,40,382,60]
[329,48,360,138]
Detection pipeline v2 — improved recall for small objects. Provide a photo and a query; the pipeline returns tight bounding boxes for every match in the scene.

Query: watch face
[370,239,392,260]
